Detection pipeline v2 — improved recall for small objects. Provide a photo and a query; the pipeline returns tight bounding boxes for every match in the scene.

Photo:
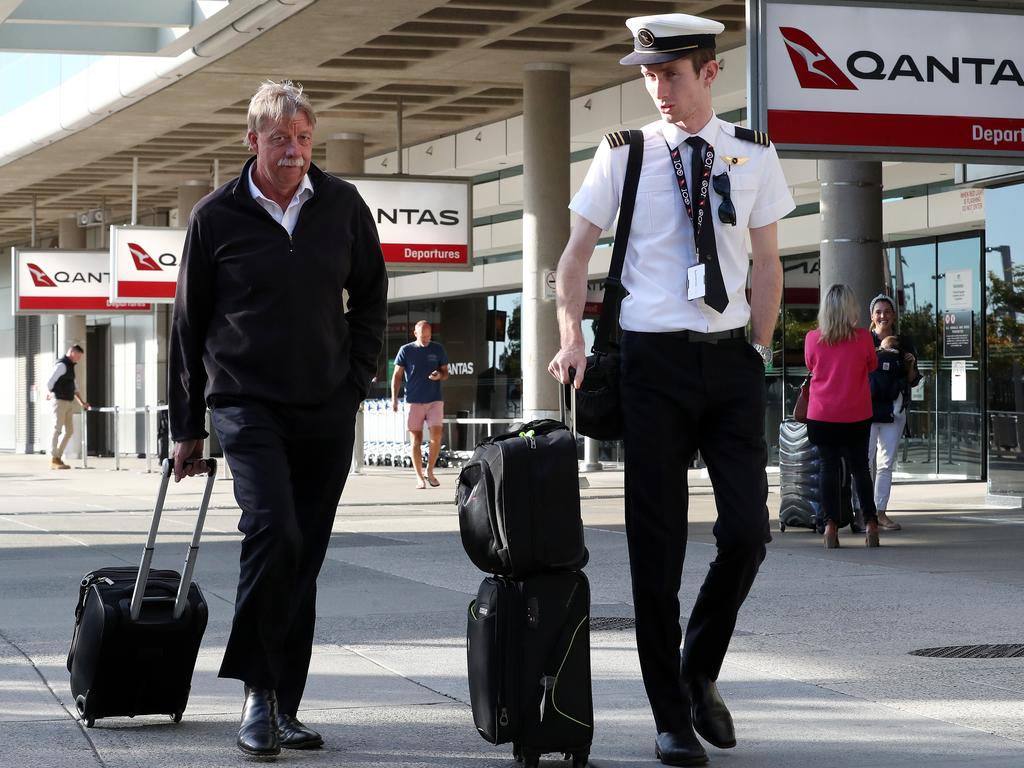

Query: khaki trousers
[51,399,75,460]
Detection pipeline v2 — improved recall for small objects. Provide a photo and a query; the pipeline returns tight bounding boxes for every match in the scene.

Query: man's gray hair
[245,80,316,149]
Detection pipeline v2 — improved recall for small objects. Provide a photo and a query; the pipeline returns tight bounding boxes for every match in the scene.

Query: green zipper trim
[551,613,592,729]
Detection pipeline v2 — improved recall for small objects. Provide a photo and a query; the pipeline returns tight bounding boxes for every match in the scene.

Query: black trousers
[620,331,771,735]
[211,385,359,715]
[806,418,878,525]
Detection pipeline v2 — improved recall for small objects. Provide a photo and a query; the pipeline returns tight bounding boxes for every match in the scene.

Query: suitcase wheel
[779,521,787,532]
[572,750,590,768]
[171,711,183,724]
[512,742,522,763]
[521,748,540,768]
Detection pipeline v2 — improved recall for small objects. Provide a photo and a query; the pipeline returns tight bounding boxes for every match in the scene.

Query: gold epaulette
[603,130,634,148]
[733,126,771,147]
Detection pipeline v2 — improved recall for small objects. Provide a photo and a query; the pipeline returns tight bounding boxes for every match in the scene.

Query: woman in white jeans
[867,294,920,531]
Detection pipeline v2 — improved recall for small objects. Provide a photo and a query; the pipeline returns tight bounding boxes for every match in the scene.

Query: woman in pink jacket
[804,284,880,549]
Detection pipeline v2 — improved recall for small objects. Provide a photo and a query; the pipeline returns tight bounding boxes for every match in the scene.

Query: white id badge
[687,264,706,300]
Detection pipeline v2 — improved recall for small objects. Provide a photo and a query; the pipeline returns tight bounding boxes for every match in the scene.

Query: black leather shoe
[277,713,324,749]
[237,687,280,757]
[655,730,708,766]
[685,675,736,749]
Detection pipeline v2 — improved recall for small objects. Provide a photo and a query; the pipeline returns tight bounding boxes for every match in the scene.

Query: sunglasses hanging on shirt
[712,172,736,226]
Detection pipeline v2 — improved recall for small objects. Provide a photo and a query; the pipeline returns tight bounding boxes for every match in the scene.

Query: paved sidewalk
[1,453,1022,768]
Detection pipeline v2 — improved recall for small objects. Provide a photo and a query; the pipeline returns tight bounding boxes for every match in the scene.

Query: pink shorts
[407,400,443,431]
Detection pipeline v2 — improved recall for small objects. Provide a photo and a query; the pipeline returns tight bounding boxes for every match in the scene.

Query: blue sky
[0,52,97,114]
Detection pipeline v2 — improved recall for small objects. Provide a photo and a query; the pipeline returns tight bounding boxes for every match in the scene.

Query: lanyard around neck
[666,139,715,239]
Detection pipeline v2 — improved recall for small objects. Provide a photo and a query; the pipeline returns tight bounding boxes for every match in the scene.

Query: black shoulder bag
[565,129,644,441]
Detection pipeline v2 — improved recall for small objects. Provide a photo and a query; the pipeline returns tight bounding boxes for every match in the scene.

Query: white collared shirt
[569,115,795,333]
[247,166,314,235]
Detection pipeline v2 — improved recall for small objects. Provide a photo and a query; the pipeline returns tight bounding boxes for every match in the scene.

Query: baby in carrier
[870,336,905,422]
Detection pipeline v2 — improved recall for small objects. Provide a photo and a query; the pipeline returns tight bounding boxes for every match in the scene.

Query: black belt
[662,327,745,343]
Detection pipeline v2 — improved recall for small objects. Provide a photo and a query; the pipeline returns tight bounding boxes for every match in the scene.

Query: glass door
[885,233,984,480]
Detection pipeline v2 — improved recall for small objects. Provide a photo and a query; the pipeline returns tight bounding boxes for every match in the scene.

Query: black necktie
[685,137,728,312]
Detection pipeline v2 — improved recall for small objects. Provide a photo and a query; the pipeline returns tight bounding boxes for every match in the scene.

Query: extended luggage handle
[559,376,577,439]
[130,458,218,621]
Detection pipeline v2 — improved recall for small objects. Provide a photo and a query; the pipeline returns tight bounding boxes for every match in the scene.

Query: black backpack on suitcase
[67,458,217,726]
[456,419,587,578]
[468,572,592,768]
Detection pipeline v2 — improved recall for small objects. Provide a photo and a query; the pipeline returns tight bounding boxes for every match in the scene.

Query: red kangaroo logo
[779,27,857,90]
[127,242,163,271]
[27,263,57,287]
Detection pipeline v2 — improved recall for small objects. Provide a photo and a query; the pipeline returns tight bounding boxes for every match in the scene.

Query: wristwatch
[753,343,773,366]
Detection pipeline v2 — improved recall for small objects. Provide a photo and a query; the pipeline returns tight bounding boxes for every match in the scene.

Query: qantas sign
[12,250,150,315]
[761,2,1024,159]
[110,227,186,303]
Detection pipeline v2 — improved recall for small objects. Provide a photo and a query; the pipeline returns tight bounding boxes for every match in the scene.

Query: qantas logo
[128,242,163,271]
[779,27,857,90]
[27,263,57,288]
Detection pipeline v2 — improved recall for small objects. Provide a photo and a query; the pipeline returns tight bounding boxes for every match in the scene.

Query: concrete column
[177,180,210,225]
[326,132,365,175]
[57,216,88,458]
[818,161,884,326]
[522,63,569,421]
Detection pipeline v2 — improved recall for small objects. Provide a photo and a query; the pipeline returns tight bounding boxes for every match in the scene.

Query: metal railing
[83,404,167,472]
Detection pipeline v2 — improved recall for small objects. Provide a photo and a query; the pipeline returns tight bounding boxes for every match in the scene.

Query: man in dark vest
[46,344,89,469]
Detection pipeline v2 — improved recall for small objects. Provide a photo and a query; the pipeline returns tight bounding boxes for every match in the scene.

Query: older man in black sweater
[168,80,387,758]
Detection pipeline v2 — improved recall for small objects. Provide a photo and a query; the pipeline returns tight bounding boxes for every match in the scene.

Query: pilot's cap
[620,13,724,66]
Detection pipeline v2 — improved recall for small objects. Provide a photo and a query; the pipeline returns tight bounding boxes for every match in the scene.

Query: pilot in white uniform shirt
[570,115,795,333]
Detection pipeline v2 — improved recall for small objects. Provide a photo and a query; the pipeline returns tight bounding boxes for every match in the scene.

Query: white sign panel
[945,269,973,310]
[110,226,187,303]
[951,360,967,402]
[346,176,472,271]
[12,249,151,315]
[755,2,1024,161]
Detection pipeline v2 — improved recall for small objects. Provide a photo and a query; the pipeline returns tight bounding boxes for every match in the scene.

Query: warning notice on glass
[382,244,469,266]
[942,310,973,359]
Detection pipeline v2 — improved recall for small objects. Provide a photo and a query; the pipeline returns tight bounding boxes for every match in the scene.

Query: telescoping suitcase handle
[560,371,578,439]
[130,457,218,621]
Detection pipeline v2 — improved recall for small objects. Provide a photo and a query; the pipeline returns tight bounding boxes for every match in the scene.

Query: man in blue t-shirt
[391,320,449,489]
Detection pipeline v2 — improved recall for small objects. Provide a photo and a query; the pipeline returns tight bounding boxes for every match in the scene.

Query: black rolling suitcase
[67,458,217,727]
[468,571,592,768]
[778,420,854,532]
[456,418,586,578]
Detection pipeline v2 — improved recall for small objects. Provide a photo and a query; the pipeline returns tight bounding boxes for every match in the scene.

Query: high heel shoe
[823,520,839,549]
[865,520,880,548]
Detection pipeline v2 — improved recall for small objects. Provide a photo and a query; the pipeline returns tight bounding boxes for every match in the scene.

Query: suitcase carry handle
[130,457,218,621]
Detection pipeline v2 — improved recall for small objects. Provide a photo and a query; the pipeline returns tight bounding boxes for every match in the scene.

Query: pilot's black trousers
[212,386,358,716]
[619,331,771,735]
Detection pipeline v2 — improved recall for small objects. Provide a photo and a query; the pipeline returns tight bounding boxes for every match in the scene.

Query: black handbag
[564,129,644,441]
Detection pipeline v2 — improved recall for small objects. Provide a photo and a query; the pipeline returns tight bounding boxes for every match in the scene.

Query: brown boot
[823,520,840,549]
[876,511,901,531]
[50,456,64,470]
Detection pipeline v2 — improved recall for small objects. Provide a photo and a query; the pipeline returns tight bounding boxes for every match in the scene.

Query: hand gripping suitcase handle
[130,457,218,621]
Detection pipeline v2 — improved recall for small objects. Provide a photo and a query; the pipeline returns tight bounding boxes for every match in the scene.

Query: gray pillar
[57,216,88,459]
[177,180,210,225]
[818,161,884,326]
[326,133,365,175]
[522,63,569,421]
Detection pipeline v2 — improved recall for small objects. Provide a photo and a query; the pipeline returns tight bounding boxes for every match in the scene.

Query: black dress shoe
[655,730,708,766]
[277,713,324,749]
[685,675,736,749]
[238,687,280,757]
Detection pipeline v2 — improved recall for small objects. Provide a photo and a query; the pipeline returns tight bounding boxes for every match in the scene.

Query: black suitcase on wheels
[67,458,217,726]
[467,571,592,768]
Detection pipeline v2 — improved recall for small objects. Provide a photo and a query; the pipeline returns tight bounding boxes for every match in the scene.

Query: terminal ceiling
[0,0,747,248]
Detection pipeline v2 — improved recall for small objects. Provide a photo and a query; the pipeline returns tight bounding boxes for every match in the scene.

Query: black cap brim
[619,50,691,65]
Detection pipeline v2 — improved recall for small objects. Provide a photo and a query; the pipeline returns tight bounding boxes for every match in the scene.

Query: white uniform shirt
[248,167,314,236]
[569,116,795,333]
